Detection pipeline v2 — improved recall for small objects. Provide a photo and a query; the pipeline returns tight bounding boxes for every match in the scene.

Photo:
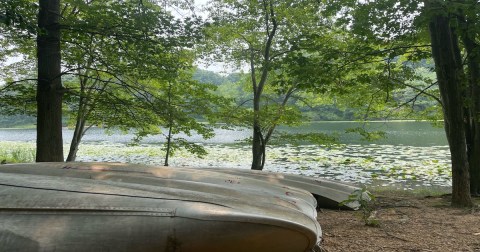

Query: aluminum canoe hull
[202,167,363,209]
[0,162,321,252]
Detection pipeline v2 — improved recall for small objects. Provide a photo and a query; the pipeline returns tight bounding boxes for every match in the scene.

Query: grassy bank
[0,142,36,163]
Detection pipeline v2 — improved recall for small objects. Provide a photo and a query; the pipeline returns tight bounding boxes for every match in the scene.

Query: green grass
[368,185,451,198]
[0,142,36,164]
[0,147,35,163]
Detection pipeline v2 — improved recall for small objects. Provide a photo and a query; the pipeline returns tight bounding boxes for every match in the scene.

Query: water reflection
[0,121,446,147]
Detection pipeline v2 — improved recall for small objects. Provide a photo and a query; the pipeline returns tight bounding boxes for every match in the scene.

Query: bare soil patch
[318,192,480,252]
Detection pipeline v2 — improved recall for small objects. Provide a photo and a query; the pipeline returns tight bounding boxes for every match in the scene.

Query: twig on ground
[384,231,411,242]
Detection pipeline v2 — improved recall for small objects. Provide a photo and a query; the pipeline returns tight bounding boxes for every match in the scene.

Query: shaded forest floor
[318,190,480,252]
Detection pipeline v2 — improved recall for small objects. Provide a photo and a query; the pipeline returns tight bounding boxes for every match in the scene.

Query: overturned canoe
[202,167,363,209]
[0,162,321,252]
[1,162,362,209]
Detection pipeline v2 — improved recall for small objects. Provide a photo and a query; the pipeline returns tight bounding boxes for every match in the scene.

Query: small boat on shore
[202,167,363,210]
[0,162,322,252]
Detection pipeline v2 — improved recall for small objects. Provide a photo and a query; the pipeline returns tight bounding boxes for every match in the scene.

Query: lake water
[0,121,447,146]
[279,121,447,146]
[0,121,451,189]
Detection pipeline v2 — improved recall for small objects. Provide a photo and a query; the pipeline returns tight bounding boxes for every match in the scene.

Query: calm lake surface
[0,121,447,146]
[0,121,451,189]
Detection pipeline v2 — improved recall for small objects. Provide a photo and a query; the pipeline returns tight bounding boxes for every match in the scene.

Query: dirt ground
[317,192,480,252]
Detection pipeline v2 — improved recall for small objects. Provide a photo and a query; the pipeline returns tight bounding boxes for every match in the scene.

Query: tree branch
[0,78,38,93]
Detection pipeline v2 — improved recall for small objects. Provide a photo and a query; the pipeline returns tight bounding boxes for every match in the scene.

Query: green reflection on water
[279,121,446,147]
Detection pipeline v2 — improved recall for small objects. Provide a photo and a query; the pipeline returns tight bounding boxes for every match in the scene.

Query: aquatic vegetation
[0,141,453,189]
[0,142,36,163]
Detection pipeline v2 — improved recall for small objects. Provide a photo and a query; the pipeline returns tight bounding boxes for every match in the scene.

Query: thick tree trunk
[36,0,64,162]
[464,39,480,196]
[469,131,480,196]
[251,122,265,170]
[464,108,479,196]
[251,91,265,170]
[451,2,480,196]
[427,3,473,206]
[458,11,480,195]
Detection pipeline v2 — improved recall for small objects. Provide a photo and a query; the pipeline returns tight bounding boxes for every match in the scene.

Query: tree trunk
[251,86,265,170]
[427,2,473,206]
[462,29,480,196]
[468,128,480,196]
[66,124,82,162]
[455,2,480,196]
[251,121,265,170]
[36,0,64,162]
[249,1,277,171]
[250,44,267,171]
[66,111,86,162]
[164,124,172,167]
[164,83,174,167]
[254,86,297,170]
[67,81,87,162]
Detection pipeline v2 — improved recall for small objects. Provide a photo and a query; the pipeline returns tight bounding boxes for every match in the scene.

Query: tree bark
[164,82,174,167]
[36,0,64,162]
[250,50,266,170]
[427,2,473,206]
[462,26,480,196]
[454,0,480,196]
[66,102,88,162]
[66,117,85,162]
[251,122,265,170]
[164,124,172,167]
